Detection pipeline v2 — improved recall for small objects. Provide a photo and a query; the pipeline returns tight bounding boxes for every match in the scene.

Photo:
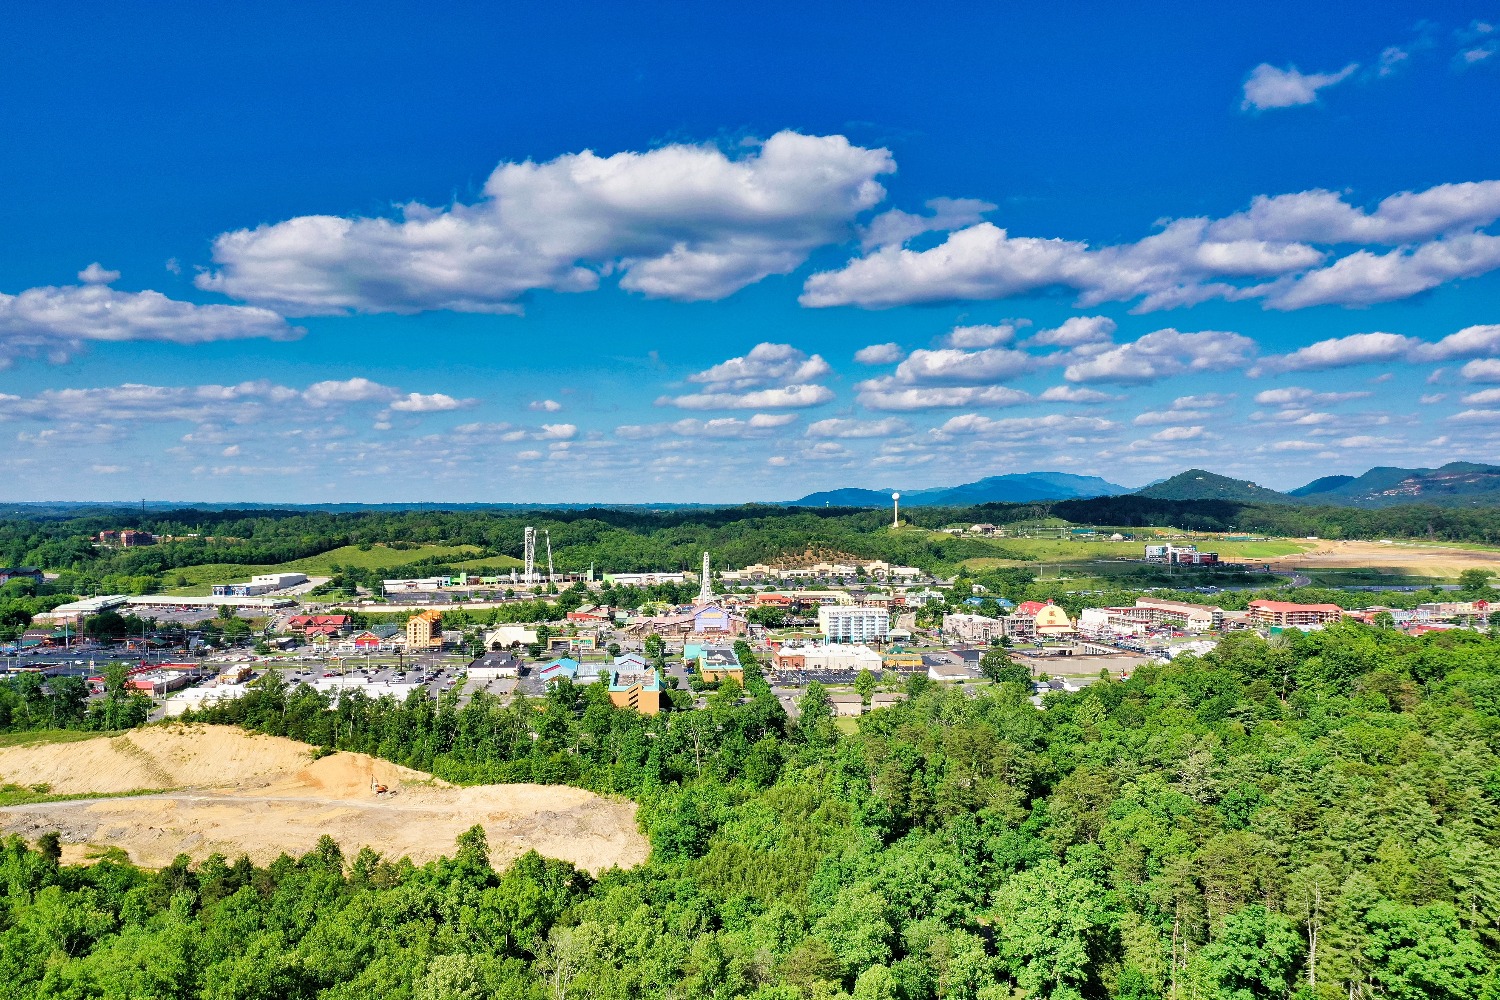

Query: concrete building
[602,571,687,586]
[608,663,663,714]
[468,651,521,678]
[829,693,865,717]
[406,609,444,649]
[213,572,308,597]
[773,642,882,673]
[685,643,744,683]
[486,625,539,648]
[819,604,889,643]
[943,613,1007,643]
[1014,601,1074,637]
[1248,600,1344,628]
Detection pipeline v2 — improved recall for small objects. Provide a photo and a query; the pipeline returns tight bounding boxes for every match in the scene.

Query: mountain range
[792,462,1500,510]
[791,472,1127,508]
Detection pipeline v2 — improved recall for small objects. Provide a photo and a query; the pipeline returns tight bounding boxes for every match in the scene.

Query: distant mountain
[1288,475,1355,497]
[1288,462,1500,508]
[1134,469,1300,505]
[792,471,1127,508]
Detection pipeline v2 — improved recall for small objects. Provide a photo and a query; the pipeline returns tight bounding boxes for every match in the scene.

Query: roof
[1016,600,1052,615]
[1248,600,1343,613]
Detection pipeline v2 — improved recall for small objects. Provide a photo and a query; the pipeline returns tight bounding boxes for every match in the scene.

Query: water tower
[891,492,900,528]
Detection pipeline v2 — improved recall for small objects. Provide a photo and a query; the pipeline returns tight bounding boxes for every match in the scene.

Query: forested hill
[7,623,1500,997]
[6,499,1500,595]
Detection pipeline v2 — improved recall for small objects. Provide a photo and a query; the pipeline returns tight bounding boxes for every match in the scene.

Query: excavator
[370,776,392,796]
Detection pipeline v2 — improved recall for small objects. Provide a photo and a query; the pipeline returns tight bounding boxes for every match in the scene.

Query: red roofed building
[286,614,352,637]
[1247,600,1343,628]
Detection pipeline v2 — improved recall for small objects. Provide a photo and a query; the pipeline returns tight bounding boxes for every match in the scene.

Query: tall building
[405,609,444,649]
[697,551,713,605]
[819,605,890,643]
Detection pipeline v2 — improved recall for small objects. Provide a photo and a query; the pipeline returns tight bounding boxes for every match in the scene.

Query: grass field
[161,543,494,594]
[956,535,1312,569]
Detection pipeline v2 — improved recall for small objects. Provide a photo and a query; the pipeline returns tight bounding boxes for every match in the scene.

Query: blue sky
[3,2,1499,502]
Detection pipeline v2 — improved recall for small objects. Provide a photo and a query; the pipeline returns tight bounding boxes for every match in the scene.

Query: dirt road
[0,726,648,873]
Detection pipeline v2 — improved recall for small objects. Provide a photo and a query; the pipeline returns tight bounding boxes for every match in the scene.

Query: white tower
[892,492,901,528]
[545,530,555,582]
[523,527,536,584]
[697,550,713,605]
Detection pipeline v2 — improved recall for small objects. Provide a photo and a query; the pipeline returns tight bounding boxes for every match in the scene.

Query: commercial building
[602,571,687,586]
[1247,600,1344,628]
[0,567,42,587]
[685,643,744,683]
[818,605,890,643]
[485,625,539,648]
[97,530,155,547]
[539,657,580,684]
[1078,598,1223,636]
[943,613,1007,644]
[406,609,444,649]
[1144,544,1218,566]
[608,659,663,714]
[35,595,129,624]
[773,642,882,674]
[1014,601,1075,637]
[286,614,351,638]
[467,651,521,678]
[212,572,308,597]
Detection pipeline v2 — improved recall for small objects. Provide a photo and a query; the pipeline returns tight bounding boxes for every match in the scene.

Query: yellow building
[405,609,444,649]
[608,668,663,715]
[882,651,924,672]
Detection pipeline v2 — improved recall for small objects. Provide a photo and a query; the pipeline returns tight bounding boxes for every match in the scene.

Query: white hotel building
[819,605,890,644]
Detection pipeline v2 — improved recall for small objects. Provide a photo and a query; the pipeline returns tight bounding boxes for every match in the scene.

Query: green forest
[5,624,1500,998]
[4,498,1500,599]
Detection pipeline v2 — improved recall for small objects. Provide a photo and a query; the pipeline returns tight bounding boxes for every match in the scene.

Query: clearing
[0,725,646,873]
[161,543,519,594]
[1264,539,1500,580]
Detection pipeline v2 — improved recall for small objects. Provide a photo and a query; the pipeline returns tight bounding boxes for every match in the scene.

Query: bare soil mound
[0,726,647,874]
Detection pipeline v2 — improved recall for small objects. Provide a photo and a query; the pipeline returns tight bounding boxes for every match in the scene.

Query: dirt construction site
[0,726,649,873]
[1264,538,1500,578]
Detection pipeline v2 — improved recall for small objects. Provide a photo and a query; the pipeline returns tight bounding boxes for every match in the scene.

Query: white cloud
[198,131,894,314]
[1149,425,1209,442]
[854,384,1032,411]
[1253,386,1372,405]
[944,324,1016,348]
[934,413,1117,438]
[616,413,798,439]
[1379,46,1410,76]
[805,417,910,438]
[656,384,835,410]
[860,196,996,250]
[1029,315,1117,347]
[1253,325,1500,374]
[303,378,402,406]
[387,392,472,413]
[451,421,578,441]
[1063,328,1256,384]
[1038,385,1118,403]
[1462,359,1500,382]
[1461,387,1500,404]
[688,342,831,390]
[529,399,563,412]
[78,263,120,284]
[887,346,1039,385]
[0,274,302,367]
[800,180,1500,313]
[1241,62,1358,110]
[853,342,904,365]
[1448,409,1500,423]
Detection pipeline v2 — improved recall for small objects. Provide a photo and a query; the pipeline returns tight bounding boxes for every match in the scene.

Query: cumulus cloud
[529,399,563,412]
[1038,385,1118,403]
[1461,387,1500,404]
[688,342,831,390]
[1241,62,1358,111]
[1463,359,1500,382]
[853,342,904,365]
[0,378,471,431]
[451,421,578,441]
[854,384,1032,411]
[886,346,1039,385]
[1253,387,1372,405]
[656,384,835,410]
[616,413,797,439]
[804,417,910,438]
[800,180,1500,313]
[944,324,1016,348]
[0,272,303,367]
[1149,425,1209,441]
[1253,324,1500,374]
[197,131,894,314]
[1029,315,1117,347]
[1063,328,1256,384]
[934,413,1117,438]
[860,196,996,250]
